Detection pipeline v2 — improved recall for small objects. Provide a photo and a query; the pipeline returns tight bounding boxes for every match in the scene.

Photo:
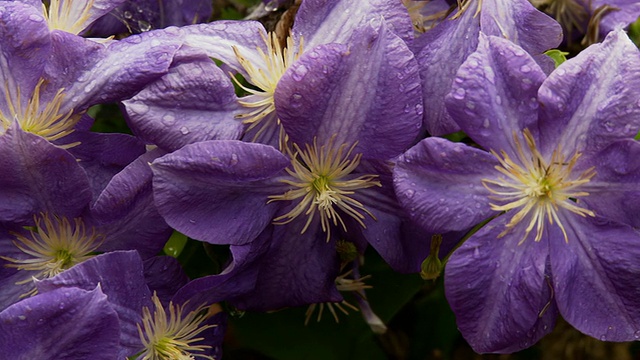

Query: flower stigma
[1,79,81,148]
[268,137,381,242]
[137,293,217,360]
[43,0,95,35]
[231,31,303,147]
[1,213,103,297]
[482,129,596,244]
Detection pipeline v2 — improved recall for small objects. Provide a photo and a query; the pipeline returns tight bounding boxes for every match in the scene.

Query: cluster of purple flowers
[1,0,640,358]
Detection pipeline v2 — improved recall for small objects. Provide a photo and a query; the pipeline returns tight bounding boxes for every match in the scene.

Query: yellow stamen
[268,137,381,241]
[137,293,216,360]
[231,32,303,148]
[44,0,95,35]
[482,129,596,244]
[1,79,82,148]
[304,269,371,325]
[1,213,103,298]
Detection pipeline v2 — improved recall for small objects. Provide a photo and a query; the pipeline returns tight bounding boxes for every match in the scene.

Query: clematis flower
[0,285,120,359]
[0,2,183,151]
[394,31,640,352]
[123,0,414,150]
[151,13,427,310]
[412,0,562,136]
[36,251,226,359]
[0,127,171,310]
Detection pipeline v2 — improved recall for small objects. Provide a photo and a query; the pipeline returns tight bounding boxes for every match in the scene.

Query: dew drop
[179,126,190,135]
[162,113,175,125]
[265,0,280,11]
[123,10,133,19]
[189,219,196,224]
[603,121,615,132]
[468,59,479,68]
[495,95,502,105]
[634,330,640,339]
[138,20,151,32]
[132,103,150,115]
[414,104,423,116]
[600,335,606,341]
[292,65,308,81]
[466,101,475,110]
[28,14,43,22]
[482,118,490,128]
[18,315,26,320]
[520,65,531,73]
[404,189,415,198]
[229,153,239,166]
[452,88,466,100]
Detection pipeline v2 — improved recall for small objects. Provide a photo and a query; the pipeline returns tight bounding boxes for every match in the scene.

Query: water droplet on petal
[520,65,531,73]
[404,189,415,198]
[18,315,26,320]
[452,88,466,100]
[414,104,423,116]
[482,118,490,128]
[291,65,308,81]
[138,20,151,32]
[180,126,190,135]
[123,10,133,19]
[229,153,239,166]
[495,95,502,105]
[265,0,280,11]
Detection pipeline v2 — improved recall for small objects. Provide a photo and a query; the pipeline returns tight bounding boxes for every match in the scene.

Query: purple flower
[394,30,640,352]
[37,251,225,359]
[412,0,562,135]
[0,128,171,310]
[124,0,415,150]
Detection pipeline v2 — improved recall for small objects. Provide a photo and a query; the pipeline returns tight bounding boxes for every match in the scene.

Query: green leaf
[544,49,569,68]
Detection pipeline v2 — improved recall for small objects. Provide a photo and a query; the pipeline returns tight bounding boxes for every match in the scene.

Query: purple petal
[36,251,152,358]
[143,256,189,308]
[393,137,497,233]
[0,286,120,360]
[152,140,289,245]
[0,127,91,223]
[0,3,49,115]
[124,47,243,152]
[550,213,640,341]
[412,2,480,135]
[445,215,556,353]
[276,21,422,160]
[92,148,172,258]
[537,29,640,157]
[293,0,413,49]
[445,34,546,155]
[598,1,640,35]
[231,221,342,311]
[581,139,640,228]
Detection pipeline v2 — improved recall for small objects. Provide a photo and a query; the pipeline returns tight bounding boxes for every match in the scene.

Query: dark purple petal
[62,130,145,199]
[0,3,49,115]
[152,140,289,245]
[550,214,640,341]
[124,47,243,152]
[230,221,342,311]
[537,29,640,157]
[0,286,120,360]
[446,34,546,156]
[277,21,422,160]
[92,148,172,258]
[293,0,413,48]
[143,256,189,308]
[0,127,91,223]
[37,251,152,358]
[393,137,497,233]
[412,2,480,135]
[445,216,556,353]
[0,225,38,311]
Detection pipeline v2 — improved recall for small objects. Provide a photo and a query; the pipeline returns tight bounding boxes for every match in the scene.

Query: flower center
[1,213,102,297]
[137,293,216,360]
[482,129,596,244]
[43,0,95,35]
[268,137,381,241]
[1,79,81,148]
[231,32,303,147]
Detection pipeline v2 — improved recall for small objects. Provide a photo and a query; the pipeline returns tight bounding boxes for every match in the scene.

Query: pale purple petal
[445,216,557,353]
[393,137,497,233]
[0,286,120,360]
[597,0,640,35]
[152,140,289,245]
[537,29,640,157]
[276,21,422,160]
[412,3,480,135]
[293,0,413,49]
[124,47,243,152]
[550,213,640,341]
[445,34,546,155]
